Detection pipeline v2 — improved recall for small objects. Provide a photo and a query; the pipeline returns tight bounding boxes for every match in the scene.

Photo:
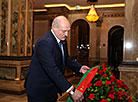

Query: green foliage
[82,62,135,102]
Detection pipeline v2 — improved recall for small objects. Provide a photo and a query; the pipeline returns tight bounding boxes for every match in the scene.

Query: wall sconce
[86,5,99,22]
[125,42,133,50]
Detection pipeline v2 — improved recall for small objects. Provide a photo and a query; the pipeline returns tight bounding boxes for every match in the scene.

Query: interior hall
[0,0,138,102]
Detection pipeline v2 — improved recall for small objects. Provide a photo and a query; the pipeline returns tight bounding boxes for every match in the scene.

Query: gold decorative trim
[44,3,125,11]
[33,9,47,12]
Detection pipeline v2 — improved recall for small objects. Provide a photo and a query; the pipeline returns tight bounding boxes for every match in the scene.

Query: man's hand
[80,66,90,74]
[71,89,84,102]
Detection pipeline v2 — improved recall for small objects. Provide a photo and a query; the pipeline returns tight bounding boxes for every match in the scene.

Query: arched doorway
[108,26,124,78]
[70,19,89,65]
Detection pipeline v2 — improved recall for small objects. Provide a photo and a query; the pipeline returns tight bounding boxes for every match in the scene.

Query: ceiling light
[86,5,99,22]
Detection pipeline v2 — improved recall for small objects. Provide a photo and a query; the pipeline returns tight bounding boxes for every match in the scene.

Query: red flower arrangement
[82,62,135,102]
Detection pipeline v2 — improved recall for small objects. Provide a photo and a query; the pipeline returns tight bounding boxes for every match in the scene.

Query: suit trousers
[27,94,58,102]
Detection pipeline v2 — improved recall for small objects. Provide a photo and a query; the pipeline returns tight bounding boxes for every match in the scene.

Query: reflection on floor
[0,75,82,102]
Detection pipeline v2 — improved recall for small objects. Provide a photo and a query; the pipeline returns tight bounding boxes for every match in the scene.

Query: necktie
[59,41,65,70]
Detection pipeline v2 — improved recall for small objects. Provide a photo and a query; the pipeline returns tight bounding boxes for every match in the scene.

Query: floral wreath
[67,62,135,102]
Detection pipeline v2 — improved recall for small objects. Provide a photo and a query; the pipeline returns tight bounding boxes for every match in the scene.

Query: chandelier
[86,5,99,22]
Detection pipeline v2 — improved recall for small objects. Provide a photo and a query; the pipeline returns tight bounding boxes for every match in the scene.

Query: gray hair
[52,16,68,28]
[52,18,60,28]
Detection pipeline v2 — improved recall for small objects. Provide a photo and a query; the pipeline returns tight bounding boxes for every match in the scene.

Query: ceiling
[33,0,125,9]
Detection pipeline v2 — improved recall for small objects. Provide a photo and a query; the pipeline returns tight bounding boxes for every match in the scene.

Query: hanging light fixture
[86,5,99,22]
[87,0,98,4]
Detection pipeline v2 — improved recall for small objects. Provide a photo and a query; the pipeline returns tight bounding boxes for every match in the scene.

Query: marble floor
[0,75,81,102]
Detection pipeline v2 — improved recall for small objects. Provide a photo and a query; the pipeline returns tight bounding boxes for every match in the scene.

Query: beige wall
[68,9,124,63]
[101,17,124,59]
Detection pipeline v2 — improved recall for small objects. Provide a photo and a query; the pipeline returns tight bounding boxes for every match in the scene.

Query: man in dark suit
[24,15,90,102]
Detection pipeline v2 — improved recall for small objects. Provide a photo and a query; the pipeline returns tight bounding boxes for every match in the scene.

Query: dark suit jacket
[24,31,82,100]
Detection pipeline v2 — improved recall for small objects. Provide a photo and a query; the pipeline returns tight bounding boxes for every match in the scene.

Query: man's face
[54,21,70,41]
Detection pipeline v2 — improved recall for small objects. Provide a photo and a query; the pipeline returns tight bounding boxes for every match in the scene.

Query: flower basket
[67,62,135,102]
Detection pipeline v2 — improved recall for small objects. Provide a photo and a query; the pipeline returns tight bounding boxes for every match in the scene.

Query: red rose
[95,81,103,87]
[117,84,121,88]
[105,81,112,85]
[108,94,115,99]
[128,97,133,102]
[98,70,104,75]
[88,93,95,99]
[108,71,112,73]
[124,85,129,90]
[103,73,107,77]
[109,89,115,94]
[103,68,108,72]
[117,80,124,85]
[101,62,107,68]
[117,91,124,96]
[110,75,116,82]
[111,72,114,76]
[101,99,108,102]
[117,80,125,88]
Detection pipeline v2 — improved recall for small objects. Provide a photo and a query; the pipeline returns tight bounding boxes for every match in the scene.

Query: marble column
[123,0,138,61]
[118,0,138,99]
